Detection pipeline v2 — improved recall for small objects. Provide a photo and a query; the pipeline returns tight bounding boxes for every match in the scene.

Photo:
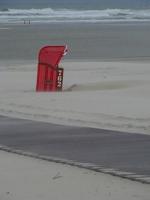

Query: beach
[0,60,150,134]
[0,22,150,134]
[1,22,150,61]
[0,21,150,198]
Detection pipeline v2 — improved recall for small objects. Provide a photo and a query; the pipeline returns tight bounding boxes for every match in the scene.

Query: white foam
[0,28,10,30]
[1,8,150,23]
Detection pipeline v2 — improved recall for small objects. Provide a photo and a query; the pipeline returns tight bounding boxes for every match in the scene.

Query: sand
[1,22,150,61]
[0,150,150,200]
[0,22,150,198]
[0,60,150,134]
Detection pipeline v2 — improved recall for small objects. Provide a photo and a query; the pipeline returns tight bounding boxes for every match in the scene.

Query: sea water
[0,0,150,23]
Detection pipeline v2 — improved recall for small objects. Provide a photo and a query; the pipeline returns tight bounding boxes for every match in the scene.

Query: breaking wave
[1,8,150,23]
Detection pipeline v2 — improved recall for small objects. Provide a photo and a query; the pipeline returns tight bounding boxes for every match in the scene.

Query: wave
[1,8,150,23]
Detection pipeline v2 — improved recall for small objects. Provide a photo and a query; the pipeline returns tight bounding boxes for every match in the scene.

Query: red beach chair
[36,45,67,91]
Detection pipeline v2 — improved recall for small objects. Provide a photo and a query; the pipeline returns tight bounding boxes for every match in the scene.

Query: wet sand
[0,22,150,61]
[1,115,150,183]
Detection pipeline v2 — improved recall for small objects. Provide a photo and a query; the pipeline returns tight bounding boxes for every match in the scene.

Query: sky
[0,0,150,9]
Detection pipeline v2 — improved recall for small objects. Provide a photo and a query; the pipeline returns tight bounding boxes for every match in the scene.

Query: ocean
[0,0,150,24]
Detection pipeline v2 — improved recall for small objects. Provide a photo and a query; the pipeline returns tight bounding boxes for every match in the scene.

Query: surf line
[0,28,11,30]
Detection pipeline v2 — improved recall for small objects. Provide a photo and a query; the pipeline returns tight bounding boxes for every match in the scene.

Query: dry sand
[0,60,149,134]
[0,150,150,200]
